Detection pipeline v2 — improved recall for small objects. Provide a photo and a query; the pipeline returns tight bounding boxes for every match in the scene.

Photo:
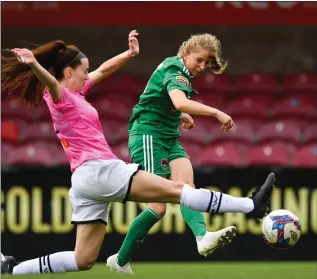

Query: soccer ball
[262,209,301,249]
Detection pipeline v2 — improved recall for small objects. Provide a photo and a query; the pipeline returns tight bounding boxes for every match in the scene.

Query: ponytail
[1,40,81,106]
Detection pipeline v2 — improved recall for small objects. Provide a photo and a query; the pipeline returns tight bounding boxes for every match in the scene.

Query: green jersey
[129,56,193,138]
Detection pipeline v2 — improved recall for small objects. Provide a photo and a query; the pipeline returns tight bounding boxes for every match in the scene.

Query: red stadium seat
[246,143,290,167]
[20,122,57,143]
[210,121,254,145]
[180,142,202,167]
[199,144,243,167]
[192,72,231,95]
[229,118,264,132]
[191,93,224,109]
[234,72,277,94]
[113,123,129,144]
[180,120,209,145]
[100,120,124,144]
[90,72,139,96]
[138,75,151,93]
[1,120,19,144]
[270,97,316,121]
[1,142,13,166]
[233,93,272,105]
[2,99,34,122]
[281,72,317,95]
[53,148,69,166]
[303,124,317,145]
[226,98,268,120]
[94,99,133,121]
[111,142,131,163]
[7,144,53,166]
[293,144,317,168]
[255,120,302,145]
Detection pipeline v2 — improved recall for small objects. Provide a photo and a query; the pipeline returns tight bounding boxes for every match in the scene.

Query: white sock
[180,184,254,214]
[13,251,78,275]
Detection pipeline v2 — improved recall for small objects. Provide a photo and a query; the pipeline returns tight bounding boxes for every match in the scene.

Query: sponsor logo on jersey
[175,75,189,86]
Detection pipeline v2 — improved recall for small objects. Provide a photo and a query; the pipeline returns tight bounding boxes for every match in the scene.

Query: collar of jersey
[179,58,194,79]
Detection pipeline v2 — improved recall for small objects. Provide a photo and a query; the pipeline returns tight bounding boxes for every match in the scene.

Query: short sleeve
[43,87,74,109]
[164,74,190,94]
[162,65,190,94]
[80,79,93,95]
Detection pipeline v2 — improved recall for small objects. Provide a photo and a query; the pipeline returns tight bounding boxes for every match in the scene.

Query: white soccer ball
[262,209,301,249]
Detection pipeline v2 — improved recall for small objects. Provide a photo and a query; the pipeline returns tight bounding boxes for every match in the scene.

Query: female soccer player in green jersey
[107,33,274,274]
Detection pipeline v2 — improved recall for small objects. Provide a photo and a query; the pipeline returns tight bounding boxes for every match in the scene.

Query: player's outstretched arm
[169,89,234,132]
[88,30,140,86]
[11,48,62,103]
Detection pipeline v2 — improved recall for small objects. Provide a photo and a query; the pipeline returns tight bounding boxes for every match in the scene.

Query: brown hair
[177,33,227,74]
[1,40,84,106]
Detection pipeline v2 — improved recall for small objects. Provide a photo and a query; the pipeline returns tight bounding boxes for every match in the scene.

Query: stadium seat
[192,72,232,95]
[234,72,277,94]
[210,121,254,145]
[281,72,317,95]
[191,93,224,109]
[90,72,139,96]
[180,120,209,145]
[7,144,53,166]
[20,122,57,143]
[255,120,302,145]
[199,144,243,167]
[111,142,131,163]
[53,148,69,166]
[293,144,317,168]
[138,75,151,92]
[270,97,316,121]
[2,99,34,122]
[246,143,290,167]
[113,123,129,144]
[94,99,133,121]
[303,124,317,145]
[1,120,19,144]
[228,118,264,132]
[233,93,272,105]
[32,104,52,122]
[100,120,125,144]
[1,142,13,166]
[226,97,268,120]
[180,142,202,167]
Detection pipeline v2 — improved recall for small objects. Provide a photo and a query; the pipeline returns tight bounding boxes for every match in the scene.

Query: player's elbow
[174,102,188,112]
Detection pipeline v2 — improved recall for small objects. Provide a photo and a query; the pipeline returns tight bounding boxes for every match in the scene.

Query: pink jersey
[43,80,117,172]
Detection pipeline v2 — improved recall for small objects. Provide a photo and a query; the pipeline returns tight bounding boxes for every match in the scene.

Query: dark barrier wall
[1,167,316,262]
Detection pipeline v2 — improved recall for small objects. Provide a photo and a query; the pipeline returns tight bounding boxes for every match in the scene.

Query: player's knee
[76,256,97,271]
[172,180,185,191]
[149,204,167,217]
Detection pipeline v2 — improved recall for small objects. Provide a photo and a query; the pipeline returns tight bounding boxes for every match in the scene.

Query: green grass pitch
[3,262,316,279]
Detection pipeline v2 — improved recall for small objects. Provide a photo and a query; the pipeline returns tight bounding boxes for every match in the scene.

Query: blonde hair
[177,33,227,74]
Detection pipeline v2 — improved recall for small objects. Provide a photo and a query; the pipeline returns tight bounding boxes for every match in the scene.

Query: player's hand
[128,30,139,57]
[215,110,234,132]
[181,113,195,130]
[11,48,36,65]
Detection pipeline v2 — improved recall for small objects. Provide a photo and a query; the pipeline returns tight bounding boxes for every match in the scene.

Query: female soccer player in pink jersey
[1,31,275,275]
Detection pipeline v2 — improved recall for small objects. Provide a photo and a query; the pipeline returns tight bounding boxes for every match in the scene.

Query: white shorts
[69,159,140,225]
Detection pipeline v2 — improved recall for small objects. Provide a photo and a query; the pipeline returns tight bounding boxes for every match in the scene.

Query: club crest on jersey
[161,158,168,171]
[175,75,189,87]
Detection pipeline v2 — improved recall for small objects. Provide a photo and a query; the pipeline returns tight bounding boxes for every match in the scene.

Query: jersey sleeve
[162,66,191,94]
[43,87,74,110]
[80,79,93,95]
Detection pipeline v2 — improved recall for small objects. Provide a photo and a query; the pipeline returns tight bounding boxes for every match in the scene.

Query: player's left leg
[169,141,236,256]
